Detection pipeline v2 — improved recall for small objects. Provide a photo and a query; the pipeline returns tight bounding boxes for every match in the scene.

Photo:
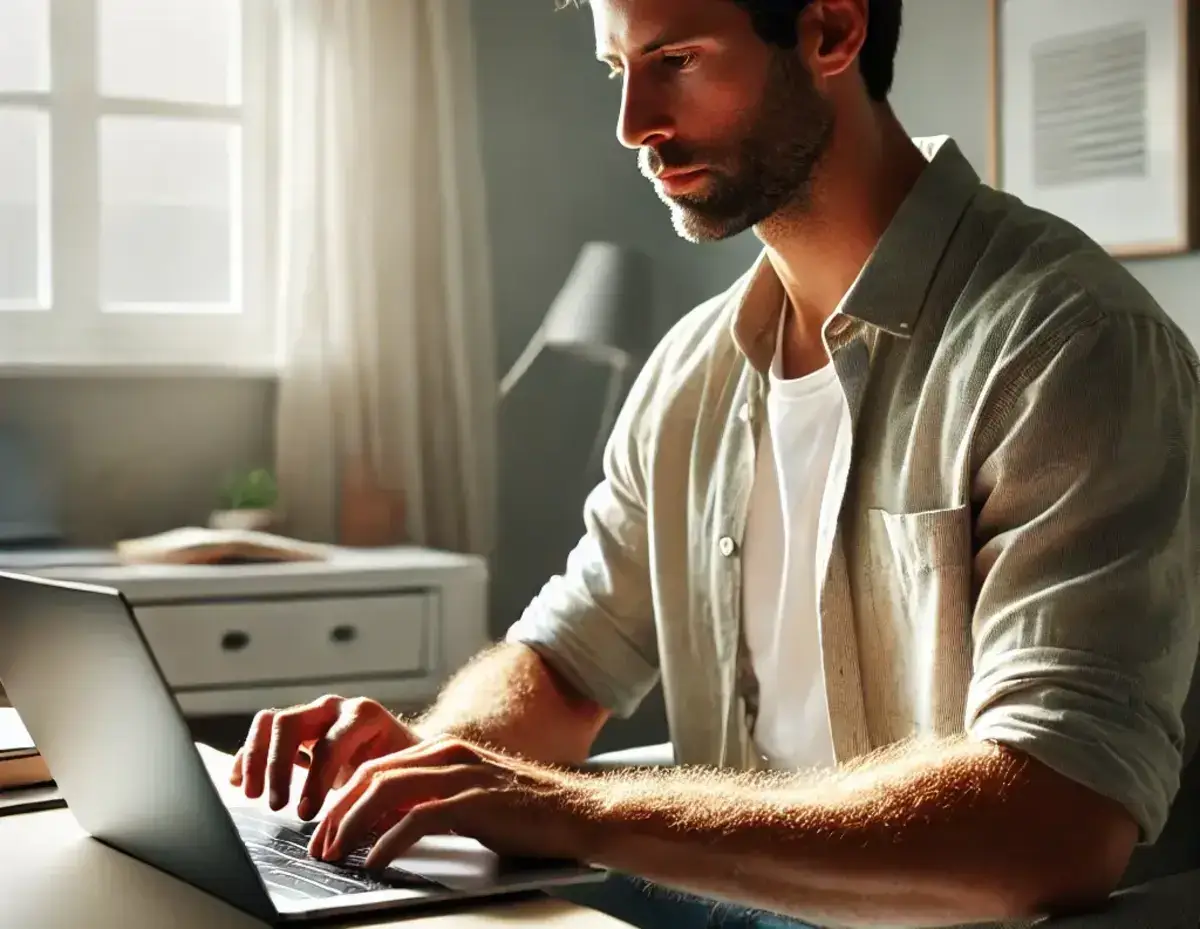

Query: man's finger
[306,739,485,851]
[377,737,483,771]
[320,765,487,861]
[307,750,463,857]
[333,739,379,788]
[266,697,341,811]
[298,713,376,819]
[239,709,278,800]
[230,748,244,786]
[308,759,380,859]
[364,800,458,871]
[325,779,392,861]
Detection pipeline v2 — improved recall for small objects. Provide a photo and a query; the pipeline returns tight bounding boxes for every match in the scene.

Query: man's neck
[759,106,929,379]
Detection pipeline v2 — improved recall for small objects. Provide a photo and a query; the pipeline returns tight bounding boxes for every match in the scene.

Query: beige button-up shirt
[508,137,1200,855]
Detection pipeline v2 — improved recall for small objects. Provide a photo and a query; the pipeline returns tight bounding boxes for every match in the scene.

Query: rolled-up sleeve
[505,345,665,719]
[966,310,1200,845]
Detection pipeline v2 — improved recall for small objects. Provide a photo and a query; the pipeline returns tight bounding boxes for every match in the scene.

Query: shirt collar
[730,136,983,373]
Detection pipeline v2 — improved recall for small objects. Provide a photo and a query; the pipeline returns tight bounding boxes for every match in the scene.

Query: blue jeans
[552,873,816,929]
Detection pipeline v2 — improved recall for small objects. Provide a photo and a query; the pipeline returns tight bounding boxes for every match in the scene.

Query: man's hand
[307,737,597,870]
[230,695,421,820]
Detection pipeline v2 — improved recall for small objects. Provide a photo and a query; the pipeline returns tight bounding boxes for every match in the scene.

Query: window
[0,0,271,370]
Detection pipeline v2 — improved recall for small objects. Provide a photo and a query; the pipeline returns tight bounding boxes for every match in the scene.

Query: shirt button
[719,536,738,557]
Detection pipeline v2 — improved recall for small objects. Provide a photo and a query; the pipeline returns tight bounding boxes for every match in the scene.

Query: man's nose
[616,74,674,151]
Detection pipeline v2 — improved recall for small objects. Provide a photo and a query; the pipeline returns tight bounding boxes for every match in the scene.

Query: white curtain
[268,0,497,555]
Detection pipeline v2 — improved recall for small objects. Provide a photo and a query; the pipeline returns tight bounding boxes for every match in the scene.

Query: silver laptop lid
[0,571,276,923]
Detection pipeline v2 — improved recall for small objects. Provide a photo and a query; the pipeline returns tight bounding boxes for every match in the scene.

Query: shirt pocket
[867,505,974,736]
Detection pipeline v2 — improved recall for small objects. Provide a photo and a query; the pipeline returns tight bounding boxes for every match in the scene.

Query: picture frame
[988,0,1200,258]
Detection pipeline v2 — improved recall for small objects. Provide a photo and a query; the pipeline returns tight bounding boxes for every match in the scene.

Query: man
[231,1,1200,927]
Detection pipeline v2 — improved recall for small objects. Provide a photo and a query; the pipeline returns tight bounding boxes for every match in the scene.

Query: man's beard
[640,53,835,242]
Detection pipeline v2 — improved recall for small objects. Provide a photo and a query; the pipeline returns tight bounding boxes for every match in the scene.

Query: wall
[21,1,1190,759]
[893,0,1200,879]
[468,0,761,750]
[891,0,1200,342]
[0,1,762,751]
[0,376,274,545]
[471,0,1200,750]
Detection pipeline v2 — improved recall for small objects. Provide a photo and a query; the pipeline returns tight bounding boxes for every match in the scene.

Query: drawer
[134,592,434,690]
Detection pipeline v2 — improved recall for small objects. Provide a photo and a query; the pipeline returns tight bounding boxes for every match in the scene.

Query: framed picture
[989,0,1199,258]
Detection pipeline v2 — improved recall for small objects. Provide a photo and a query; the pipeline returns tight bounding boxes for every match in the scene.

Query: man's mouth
[654,167,710,196]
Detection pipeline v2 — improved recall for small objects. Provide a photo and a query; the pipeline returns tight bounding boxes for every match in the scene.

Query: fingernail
[270,790,282,810]
[298,798,313,820]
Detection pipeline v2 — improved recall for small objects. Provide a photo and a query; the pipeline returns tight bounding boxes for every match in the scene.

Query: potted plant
[209,467,279,532]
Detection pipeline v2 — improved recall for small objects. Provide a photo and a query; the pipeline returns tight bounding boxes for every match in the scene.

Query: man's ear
[799,0,868,85]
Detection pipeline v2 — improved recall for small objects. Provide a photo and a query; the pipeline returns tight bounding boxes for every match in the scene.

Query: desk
[0,807,628,929]
[8,797,1200,928]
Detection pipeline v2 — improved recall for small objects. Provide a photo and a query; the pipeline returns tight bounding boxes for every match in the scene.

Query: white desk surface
[0,807,627,929]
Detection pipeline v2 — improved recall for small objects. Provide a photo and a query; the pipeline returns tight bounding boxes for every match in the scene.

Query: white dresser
[2,546,488,717]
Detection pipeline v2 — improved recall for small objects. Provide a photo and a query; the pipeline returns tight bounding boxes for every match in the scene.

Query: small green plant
[220,467,278,511]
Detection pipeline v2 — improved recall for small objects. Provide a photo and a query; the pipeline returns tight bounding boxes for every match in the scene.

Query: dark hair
[730,1,902,101]
[560,0,903,102]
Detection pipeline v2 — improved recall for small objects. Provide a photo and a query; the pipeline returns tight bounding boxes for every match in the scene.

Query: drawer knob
[330,624,358,644]
[221,630,251,652]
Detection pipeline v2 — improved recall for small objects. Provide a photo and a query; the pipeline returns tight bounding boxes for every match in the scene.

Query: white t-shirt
[741,314,845,771]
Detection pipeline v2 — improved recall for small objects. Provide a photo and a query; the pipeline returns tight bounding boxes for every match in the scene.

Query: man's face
[593,0,835,242]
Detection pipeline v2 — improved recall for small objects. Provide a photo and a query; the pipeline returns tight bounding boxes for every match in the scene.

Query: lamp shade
[541,242,654,366]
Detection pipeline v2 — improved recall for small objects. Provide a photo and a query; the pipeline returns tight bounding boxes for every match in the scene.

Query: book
[0,781,62,816]
[0,708,52,792]
[115,527,334,566]
[0,754,52,792]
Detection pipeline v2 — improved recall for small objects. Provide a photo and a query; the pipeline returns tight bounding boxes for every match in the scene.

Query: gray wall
[0,0,761,751]
[892,0,1200,341]
[883,2,1200,878]
[0,376,274,544]
[475,0,1200,750]
[470,0,760,750]
[9,0,1194,755]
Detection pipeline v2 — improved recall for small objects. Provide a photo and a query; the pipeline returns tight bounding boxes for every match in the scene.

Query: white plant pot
[208,508,275,532]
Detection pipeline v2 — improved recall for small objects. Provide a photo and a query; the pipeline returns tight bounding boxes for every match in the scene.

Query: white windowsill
[0,308,280,377]
[0,360,279,379]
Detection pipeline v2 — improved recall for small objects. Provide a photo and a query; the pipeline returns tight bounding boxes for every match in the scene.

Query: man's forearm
[578,737,1136,927]
[409,642,610,765]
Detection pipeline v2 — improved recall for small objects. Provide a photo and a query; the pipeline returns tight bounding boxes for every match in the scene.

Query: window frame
[0,0,274,373]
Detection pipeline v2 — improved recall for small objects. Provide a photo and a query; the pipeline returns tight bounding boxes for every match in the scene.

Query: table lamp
[499,242,654,472]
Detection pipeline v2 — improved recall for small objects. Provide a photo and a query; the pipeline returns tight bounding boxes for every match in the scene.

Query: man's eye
[661,52,696,71]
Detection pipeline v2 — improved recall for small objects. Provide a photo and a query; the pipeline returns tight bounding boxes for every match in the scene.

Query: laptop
[0,570,606,924]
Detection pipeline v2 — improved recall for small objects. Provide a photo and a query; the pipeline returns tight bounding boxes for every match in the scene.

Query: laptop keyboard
[230,807,442,902]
